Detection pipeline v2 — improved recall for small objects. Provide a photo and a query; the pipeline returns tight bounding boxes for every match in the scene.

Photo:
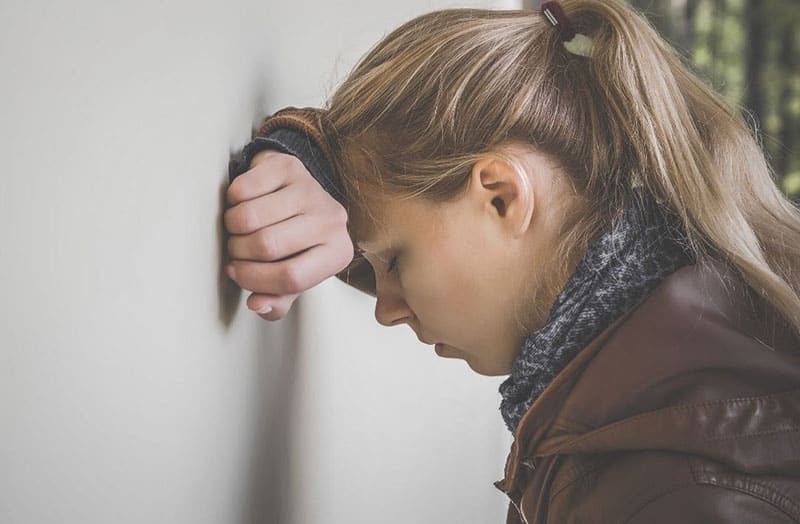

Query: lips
[416,333,435,345]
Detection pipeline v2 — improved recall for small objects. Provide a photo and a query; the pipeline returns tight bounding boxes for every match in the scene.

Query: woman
[224,1,800,521]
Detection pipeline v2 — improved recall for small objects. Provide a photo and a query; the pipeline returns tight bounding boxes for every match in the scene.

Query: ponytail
[562,0,800,337]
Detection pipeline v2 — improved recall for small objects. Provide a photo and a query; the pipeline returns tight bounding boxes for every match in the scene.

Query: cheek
[403,267,448,308]
[405,252,475,319]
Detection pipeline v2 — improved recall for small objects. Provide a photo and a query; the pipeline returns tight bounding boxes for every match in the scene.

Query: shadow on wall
[241,296,303,524]
[217,88,303,522]
[218,85,274,329]
[218,176,242,328]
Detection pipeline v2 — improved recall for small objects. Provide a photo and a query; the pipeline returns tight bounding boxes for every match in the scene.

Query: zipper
[507,457,537,524]
[510,498,530,524]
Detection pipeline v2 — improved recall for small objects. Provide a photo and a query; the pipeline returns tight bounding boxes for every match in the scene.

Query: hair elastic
[540,1,594,58]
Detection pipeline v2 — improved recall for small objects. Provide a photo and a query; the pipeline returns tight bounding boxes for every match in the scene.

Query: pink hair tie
[540,1,594,58]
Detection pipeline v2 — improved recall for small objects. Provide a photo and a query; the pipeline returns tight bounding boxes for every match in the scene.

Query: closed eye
[357,248,397,274]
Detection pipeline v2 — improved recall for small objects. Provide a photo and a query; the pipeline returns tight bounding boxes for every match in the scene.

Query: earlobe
[472,156,535,238]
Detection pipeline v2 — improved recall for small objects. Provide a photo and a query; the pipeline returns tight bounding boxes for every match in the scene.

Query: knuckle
[267,153,296,179]
[282,264,305,294]
[337,232,354,256]
[308,184,331,209]
[332,203,349,225]
[339,238,355,269]
[284,153,306,173]
[225,206,250,233]
[258,232,279,259]
[239,205,258,232]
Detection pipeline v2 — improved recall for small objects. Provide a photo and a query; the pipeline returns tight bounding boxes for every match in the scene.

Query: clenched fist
[224,150,354,320]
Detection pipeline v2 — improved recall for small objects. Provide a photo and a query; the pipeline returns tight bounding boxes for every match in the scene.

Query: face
[352,143,578,376]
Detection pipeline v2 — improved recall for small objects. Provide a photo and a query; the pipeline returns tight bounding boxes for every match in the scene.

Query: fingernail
[226,265,236,280]
[257,305,273,314]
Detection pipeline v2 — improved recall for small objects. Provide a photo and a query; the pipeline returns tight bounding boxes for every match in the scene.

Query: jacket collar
[499,197,692,433]
[494,309,634,495]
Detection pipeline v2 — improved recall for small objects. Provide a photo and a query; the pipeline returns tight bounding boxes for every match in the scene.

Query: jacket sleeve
[228,106,376,298]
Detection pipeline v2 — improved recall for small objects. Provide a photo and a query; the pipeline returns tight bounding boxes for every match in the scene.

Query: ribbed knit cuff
[228,128,346,207]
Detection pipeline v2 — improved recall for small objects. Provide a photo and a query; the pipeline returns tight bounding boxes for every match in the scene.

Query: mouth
[434,343,446,356]
[416,333,436,345]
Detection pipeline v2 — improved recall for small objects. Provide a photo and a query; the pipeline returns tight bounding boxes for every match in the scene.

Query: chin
[464,358,511,377]
[465,359,509,377]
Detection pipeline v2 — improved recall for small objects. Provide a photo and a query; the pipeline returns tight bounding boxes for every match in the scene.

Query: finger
[224,182,305,235]
[246,292,301,321]
[228,242,348,295]
[227,212,331,262]
[226,152,290,206]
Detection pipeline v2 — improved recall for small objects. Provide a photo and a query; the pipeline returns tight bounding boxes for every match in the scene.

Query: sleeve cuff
[229,128,346,208]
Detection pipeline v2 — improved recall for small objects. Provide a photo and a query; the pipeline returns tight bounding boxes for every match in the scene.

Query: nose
[374,280,413,328]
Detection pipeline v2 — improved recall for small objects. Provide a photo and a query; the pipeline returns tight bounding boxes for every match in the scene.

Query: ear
[468,155,535,238]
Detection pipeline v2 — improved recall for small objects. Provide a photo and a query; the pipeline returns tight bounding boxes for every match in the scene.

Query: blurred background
[625,0,800,201]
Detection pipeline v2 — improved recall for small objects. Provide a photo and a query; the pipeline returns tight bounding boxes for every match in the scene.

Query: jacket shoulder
[559,258,800,428]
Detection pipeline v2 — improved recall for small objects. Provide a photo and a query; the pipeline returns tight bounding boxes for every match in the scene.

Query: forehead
[351,194,442,250]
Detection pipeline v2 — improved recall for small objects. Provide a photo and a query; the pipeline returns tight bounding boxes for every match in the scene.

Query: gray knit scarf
[499,193,694,434]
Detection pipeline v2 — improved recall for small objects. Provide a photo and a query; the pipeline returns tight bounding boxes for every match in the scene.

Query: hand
[224,150,354,320]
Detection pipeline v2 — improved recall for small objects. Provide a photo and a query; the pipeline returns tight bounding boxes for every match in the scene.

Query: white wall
[0,1,518,523]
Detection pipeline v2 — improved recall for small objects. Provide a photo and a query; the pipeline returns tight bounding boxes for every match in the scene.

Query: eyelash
[387,255,398,273]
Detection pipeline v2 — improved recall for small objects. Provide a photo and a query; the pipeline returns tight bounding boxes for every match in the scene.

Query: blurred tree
[744,0,765,127]
[680,0,700,56]
[625,0,799,199]
[777,17,797,179]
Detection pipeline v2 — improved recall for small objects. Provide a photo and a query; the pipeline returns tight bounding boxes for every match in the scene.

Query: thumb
[246,292,301,321]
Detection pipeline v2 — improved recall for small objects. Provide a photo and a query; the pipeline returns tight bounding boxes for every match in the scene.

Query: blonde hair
[317,0,800,339]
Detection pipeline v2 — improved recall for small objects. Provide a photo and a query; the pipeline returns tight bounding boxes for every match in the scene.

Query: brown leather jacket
[247,107,800,523]
[495,260,800,523]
